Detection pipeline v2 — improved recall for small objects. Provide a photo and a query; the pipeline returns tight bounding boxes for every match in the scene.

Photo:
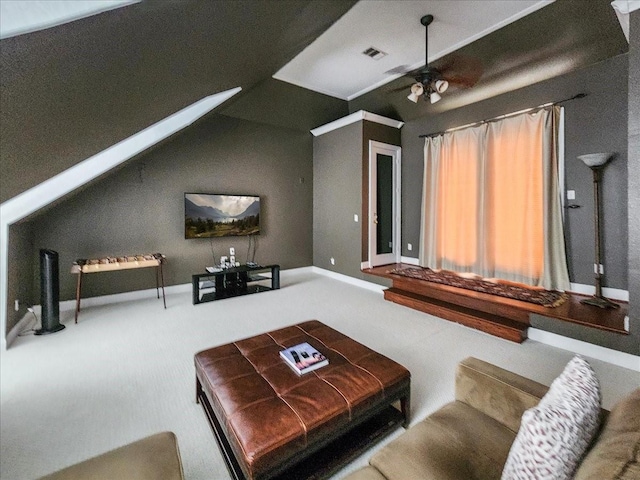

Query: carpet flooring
[1,268,638,479]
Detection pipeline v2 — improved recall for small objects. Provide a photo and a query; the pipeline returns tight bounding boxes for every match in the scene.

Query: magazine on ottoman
[280,342,328,374]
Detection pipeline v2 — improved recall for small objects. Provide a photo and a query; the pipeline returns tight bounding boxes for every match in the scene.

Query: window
[420,106,569,291]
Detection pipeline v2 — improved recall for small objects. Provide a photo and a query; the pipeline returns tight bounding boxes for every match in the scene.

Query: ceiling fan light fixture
[435,79,449,93]
[407,83,424,103]
[430,91,441,104]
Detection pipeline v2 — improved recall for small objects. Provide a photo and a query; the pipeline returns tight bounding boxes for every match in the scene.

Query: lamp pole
[580,161,619,309]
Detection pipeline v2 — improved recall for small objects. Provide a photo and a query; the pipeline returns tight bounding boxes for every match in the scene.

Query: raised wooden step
[385,287,528,343]
[384,287,528,343]
[364,263,629,335]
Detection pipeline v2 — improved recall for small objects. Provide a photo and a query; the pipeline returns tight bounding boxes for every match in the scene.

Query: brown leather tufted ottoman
[194,320,411,480]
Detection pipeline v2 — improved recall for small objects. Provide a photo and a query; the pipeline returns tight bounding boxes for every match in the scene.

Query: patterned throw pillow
[501,355,601,480]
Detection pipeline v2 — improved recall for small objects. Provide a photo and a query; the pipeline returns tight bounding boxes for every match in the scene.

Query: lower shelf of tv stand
[192,264,280,305]
[199,284,274,303]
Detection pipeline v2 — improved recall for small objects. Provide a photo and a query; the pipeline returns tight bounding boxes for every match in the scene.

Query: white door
[369,141,401,267]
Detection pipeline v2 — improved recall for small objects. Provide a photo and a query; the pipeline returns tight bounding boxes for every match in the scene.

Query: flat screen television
[185,193,260,238]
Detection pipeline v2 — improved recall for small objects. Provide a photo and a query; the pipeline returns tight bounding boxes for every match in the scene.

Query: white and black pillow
[501,355,601,480]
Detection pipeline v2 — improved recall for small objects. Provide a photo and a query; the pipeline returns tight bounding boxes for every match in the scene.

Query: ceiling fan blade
[386,81,418,94]
[436,54,483,88]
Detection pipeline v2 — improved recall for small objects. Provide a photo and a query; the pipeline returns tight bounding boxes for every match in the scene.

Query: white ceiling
[273,0,555,101]
[0,0,139,39]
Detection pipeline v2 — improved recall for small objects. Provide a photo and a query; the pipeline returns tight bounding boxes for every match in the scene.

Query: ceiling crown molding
[310,110,403,137]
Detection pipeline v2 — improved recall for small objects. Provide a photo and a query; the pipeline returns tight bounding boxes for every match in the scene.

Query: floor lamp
[577,153,619,309]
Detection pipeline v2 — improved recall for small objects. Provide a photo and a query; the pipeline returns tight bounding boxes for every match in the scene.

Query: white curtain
[419,106,570,291]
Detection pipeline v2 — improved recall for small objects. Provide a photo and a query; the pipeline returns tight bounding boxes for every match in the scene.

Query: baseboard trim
[6,268,635,370]
[311,267,386,293]
[58,283,191,312]
[569,283,628,302]
[4,267,314,348]
[5,308,40,348]
[400,256,420,266]
[528,328,639,371]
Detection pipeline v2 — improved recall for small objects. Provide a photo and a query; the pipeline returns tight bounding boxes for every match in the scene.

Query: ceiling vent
[362,47,387,60]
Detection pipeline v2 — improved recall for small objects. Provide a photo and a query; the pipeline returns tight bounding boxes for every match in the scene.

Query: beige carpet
[1,268,638,479]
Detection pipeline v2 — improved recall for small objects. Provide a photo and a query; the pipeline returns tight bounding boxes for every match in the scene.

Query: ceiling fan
[393,15,483,104]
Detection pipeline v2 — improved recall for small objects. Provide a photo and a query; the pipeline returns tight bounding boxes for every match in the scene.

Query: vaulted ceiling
[0,0,629,204]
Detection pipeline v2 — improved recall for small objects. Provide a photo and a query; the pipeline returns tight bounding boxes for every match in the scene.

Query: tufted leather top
[194,320,410,480]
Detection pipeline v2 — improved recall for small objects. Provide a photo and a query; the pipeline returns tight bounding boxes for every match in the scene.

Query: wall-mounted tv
[185,193,260,238]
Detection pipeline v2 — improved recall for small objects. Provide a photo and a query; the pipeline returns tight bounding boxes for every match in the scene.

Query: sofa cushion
[501,355,601,480]
[573,388,640,480]
[341,466,389,480]
[369,401,516,480]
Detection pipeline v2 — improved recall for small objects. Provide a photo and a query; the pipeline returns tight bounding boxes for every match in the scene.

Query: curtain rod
[418,93,587,139]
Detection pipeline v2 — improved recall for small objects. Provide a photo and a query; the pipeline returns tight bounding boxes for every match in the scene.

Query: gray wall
[399,54,629,290]
[6,222,35,333]
[313,120,400,284]
[629,11,640,335]
[19,114,313,306]
[314,122,363,278]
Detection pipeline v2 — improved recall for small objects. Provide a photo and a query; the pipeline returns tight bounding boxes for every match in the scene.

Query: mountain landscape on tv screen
[185,195,260,238]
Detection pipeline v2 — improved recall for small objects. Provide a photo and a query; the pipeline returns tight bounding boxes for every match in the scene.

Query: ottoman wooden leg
[195,377,202,404]
[400,393,411,428]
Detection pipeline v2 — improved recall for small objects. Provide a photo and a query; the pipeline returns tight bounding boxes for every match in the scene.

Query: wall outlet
[14,299,19,311]
[407,243,412,251]
[229,247,235,256]
[354,214,358,222]
[330,257,335,265]
[567,190,576,200]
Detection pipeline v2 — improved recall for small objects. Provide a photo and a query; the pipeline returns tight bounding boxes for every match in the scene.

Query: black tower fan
[35,249,65,335]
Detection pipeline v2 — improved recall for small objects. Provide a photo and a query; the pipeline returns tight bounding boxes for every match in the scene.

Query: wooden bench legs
[73,264,166,324]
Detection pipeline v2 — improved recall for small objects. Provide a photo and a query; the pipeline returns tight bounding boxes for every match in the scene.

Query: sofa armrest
[455,357,549,433]
[39,431,184,480]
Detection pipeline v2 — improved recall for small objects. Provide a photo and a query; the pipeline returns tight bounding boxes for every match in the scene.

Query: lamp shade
[578,153,613,168]
[434,79,449,93]
[407,83,423,103]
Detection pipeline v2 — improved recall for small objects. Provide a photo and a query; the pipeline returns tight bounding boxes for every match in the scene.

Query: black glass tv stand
[192,264,280,305]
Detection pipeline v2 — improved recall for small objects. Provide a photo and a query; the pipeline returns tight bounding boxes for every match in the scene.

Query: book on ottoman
[280,342,328,374]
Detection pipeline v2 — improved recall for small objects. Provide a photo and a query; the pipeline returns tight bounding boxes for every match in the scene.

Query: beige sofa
[39,431,184,480]
[344,357,640,480]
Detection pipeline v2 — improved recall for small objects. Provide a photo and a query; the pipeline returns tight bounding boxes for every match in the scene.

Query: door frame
[368,141,401,267]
